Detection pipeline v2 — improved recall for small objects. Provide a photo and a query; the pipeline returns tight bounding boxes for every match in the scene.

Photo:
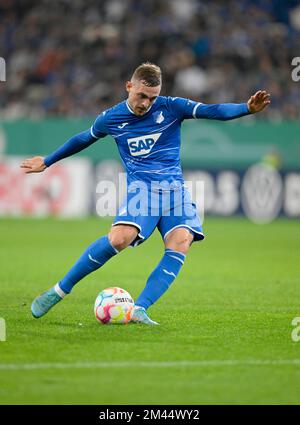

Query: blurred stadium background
[0,0,300,221]
[1,0,300,406]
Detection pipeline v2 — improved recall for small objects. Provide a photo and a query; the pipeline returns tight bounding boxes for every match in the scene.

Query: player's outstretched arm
[194,90,270,121]
[20,129,98,174]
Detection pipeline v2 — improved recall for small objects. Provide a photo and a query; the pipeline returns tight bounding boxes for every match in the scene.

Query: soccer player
[21,63,270,325]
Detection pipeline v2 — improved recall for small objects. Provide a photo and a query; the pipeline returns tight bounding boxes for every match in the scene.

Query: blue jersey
[91,96,201,188]
[90,96,249,189]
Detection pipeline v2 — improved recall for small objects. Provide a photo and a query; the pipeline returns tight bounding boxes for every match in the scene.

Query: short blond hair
[131,62,162,87]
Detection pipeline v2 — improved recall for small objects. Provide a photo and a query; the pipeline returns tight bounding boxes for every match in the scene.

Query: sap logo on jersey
[127,133,162,156]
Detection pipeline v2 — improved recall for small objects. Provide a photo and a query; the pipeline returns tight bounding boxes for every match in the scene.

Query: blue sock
[135,249,186,310]
[58,236,118,294]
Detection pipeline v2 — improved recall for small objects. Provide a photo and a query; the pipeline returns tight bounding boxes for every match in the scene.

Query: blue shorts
[113,186,204,247]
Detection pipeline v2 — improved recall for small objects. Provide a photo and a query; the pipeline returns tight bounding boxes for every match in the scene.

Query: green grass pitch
[0,217,300,404]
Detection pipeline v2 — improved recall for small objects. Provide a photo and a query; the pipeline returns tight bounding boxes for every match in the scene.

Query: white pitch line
[0,359,300,371]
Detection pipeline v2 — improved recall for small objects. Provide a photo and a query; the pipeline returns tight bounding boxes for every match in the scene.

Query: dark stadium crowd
[1,0,300,120]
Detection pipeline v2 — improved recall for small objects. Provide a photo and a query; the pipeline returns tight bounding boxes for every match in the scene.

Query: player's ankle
[54,283,67,299]
[134,305,146,311]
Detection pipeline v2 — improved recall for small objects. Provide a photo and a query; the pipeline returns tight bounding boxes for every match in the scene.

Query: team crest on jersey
[153,110,164,124]
[127,133,162,156]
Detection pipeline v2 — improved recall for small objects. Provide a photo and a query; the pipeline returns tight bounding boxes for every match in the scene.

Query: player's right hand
[20,156,47,174]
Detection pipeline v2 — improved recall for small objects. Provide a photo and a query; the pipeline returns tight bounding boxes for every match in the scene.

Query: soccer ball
[94,287,134,324]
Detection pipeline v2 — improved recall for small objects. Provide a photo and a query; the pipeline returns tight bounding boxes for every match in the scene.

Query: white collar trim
[126,100,135,114]
[125,99,156,116]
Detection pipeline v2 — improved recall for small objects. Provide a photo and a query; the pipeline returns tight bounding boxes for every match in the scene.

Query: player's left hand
[247,90,271,113]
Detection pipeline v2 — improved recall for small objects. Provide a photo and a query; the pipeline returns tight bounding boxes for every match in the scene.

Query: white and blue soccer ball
[94,287,134,324]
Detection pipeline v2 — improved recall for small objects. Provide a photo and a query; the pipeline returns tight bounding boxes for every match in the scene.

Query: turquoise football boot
[131,306,159,325]
[31,287,63,318]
